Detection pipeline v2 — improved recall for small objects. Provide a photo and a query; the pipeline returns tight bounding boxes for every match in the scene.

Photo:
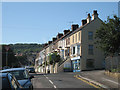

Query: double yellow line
[74,74,102,89]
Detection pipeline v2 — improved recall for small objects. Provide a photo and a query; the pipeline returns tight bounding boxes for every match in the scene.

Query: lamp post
[5,45,10,66]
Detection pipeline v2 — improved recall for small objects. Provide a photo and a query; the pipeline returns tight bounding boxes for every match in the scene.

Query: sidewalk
[77,70,119,89]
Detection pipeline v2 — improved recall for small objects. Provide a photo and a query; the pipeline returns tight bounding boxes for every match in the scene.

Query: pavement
[75,70,120,89]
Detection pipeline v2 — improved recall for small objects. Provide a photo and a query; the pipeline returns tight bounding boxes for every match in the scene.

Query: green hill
[9,43,44,55]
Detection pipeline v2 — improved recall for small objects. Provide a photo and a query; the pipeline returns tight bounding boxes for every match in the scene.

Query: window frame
[88,31,93,40]
[88,45,93,55]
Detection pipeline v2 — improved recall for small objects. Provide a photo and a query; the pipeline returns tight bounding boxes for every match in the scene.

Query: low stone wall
[104,71,120,79]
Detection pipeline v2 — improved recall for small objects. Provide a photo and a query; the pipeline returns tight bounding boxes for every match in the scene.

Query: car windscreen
[8,70,29,80]
[29,68,34,70]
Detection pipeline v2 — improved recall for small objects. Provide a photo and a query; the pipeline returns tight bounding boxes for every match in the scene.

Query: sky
[2,2,118,44]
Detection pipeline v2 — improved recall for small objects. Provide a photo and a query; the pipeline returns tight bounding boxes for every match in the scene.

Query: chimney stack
[63,30,70,35]
[92,10,98,20]
[44,43,48,47]
[87,13,91,23]
[48,41,52,44]
[82,19,87,26]
[71,24,79,31]
[57,33,63,39]
[52,37,57,42]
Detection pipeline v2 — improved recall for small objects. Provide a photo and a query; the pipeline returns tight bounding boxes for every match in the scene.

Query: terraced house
[35,10,105,73]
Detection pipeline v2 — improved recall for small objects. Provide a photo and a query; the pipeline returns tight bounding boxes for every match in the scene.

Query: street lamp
[5,45,10,66]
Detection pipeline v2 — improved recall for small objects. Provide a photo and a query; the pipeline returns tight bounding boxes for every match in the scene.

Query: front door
[72,59,80,72]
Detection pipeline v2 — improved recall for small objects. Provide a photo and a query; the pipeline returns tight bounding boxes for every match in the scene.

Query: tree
[95,15,120,56]
[15,55,28,66]
[49,52,61,65]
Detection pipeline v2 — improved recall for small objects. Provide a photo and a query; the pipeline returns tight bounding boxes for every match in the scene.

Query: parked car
[26,67,35,73]
[2,66,10,70]
[1,68,34,89]
[0,72,23,90]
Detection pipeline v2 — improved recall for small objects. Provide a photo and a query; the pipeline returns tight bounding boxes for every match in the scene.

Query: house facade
[69,11,105,72]
[35,10,105,73]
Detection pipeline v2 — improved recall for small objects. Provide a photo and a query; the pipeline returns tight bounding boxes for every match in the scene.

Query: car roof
[1,68,26,72]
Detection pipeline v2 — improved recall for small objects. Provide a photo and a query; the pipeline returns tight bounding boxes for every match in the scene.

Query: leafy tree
[49,52,61,65]
[95,15,120,56]
[15,55,28,66]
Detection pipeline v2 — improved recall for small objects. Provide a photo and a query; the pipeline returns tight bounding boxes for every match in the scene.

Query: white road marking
[54,85,57,88]
[44,75,57,88]
[46,77,49,79]
[49,80,54,84]
[102,78,119,85]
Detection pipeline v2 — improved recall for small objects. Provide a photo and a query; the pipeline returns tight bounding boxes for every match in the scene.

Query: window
[70,48,72,55]
[11,78,18,89]
[66,38,70,45]
[77,45,80,55]
[86,59,94,68]
[88,45,93,55]
[73,47,75,54]
[73,35,74,43]
[9,70,29,80]
[65,50,68,56]
[62,49,64,58]
[9,75,18,89]
[79,32,80,41]
[76,34,77,42]
[88,31,93,40]
[68,48,70,56]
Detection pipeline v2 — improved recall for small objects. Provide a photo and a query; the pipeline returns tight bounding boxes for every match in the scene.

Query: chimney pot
[48,41,52,44]
[64,30,70,35]
[82,19,87,26]
[52,37,57,42]
[57,33,63,39]
[92,10,98,20]
[44,43,48,47]
[71,24,79,31]
[87,13,91,23]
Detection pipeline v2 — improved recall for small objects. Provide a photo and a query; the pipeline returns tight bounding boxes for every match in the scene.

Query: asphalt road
[31,72,95,89]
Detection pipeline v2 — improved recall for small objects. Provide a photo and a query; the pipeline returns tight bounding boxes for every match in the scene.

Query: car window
[24,70,29,78]
[8,70,29,80]
[8,74,19,89]
[11,78,18,89]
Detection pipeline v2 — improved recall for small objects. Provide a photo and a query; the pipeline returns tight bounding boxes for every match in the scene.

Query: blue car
[1,73,22,90]
[1,68,34,89]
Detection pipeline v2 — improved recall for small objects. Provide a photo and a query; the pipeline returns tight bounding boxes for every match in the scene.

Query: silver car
[1,68,34,89]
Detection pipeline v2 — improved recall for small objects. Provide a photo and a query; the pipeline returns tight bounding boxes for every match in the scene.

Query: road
[31,72,95,89]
